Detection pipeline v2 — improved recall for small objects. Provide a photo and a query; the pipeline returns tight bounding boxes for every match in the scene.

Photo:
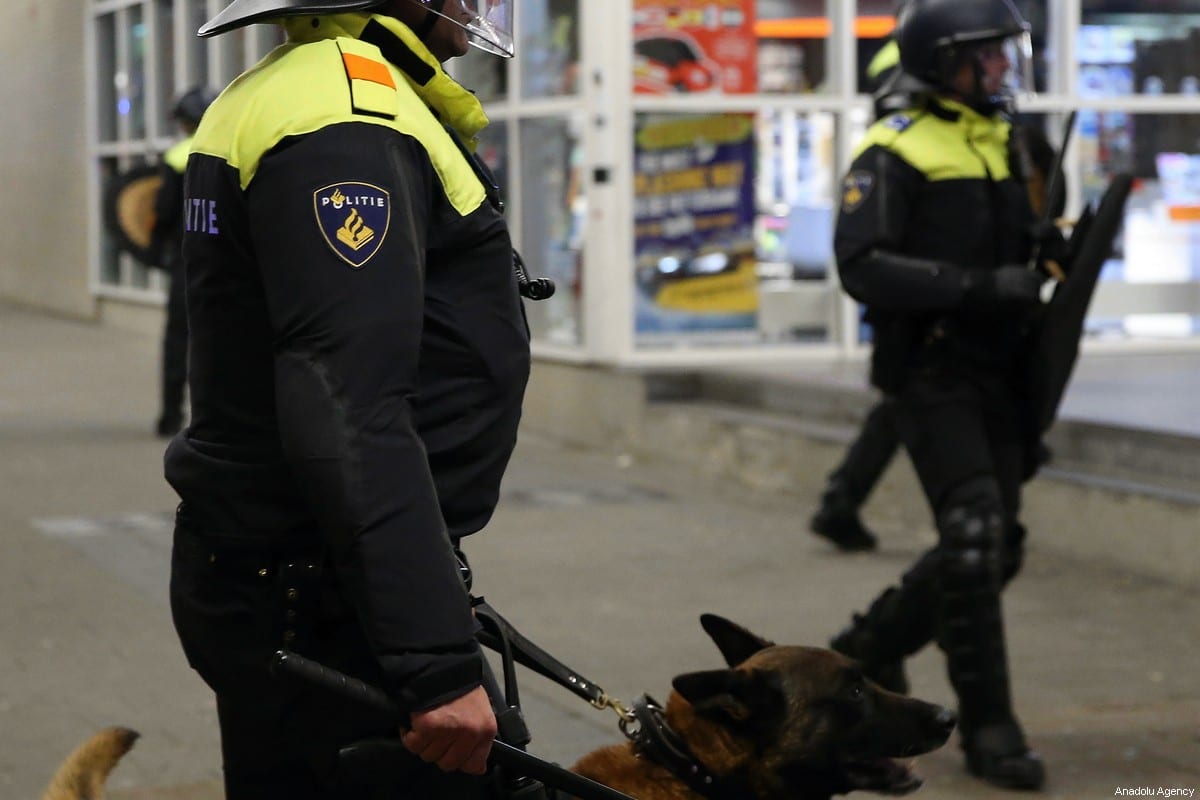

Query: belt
[174,514,334,649]
[174,508,325,581]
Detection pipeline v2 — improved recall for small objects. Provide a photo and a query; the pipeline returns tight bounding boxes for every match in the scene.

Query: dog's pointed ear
[700,614,775,667]
[673,668,782,725]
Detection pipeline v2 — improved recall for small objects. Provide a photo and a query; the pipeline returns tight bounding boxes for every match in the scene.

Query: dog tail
[40,727,139,800]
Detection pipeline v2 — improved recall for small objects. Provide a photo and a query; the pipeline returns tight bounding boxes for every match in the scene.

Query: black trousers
[169,518,494,800]
[827,398,900,506]
[859,368,1031,730]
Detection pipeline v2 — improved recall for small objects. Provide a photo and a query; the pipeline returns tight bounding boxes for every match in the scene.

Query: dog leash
[472,598,638,729]
[471,600,755,799]
[272,650,636,800]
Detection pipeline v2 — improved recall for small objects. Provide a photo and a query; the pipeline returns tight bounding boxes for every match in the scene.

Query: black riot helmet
[199,0,514,57]
[172,87,219,127]
[896,0,1033,110]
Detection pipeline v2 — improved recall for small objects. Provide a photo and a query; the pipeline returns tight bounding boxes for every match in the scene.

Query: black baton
[271,651,637,800]
[1028,109,1077,274]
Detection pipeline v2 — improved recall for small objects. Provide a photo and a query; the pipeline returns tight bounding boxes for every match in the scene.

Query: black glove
[962,265,1045,310]
[1029,220,1068,275]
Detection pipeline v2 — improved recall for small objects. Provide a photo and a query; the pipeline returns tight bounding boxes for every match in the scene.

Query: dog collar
[629,695,753,800]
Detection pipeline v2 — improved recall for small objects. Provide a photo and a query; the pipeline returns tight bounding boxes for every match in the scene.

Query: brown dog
[41,616,953,799]
[40,726,138,800]
[573,615,955,800]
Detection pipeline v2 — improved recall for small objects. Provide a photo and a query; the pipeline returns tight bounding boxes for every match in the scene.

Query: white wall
[0,2,95,319]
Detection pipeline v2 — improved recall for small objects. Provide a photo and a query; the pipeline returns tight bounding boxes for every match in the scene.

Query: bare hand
[401,686,497,774]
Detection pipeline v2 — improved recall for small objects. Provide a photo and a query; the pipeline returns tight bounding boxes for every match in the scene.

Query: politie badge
[841,171,875,214]
[314,182,390,268]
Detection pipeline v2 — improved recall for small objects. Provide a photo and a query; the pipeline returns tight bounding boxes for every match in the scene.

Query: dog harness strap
[629,696,750,800]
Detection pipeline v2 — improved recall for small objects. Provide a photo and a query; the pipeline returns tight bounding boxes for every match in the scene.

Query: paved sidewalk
[0,306,1196,800]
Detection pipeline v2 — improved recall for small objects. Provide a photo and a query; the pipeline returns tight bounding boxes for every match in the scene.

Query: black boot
[963,722,1045,791]
[937,507,1046,791]
[830,615,909,694]
[828,585,937,694]
[810,481,878,552]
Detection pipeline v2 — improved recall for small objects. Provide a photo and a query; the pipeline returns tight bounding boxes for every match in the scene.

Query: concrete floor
[0,306,1197,800]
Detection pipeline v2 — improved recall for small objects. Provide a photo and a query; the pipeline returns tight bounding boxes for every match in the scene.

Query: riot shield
[103,164,163,267]
[1027,173,1134,434]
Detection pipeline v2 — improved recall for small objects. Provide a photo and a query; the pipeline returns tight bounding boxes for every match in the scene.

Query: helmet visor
[960,31,1035,107]
[419,0,514,58]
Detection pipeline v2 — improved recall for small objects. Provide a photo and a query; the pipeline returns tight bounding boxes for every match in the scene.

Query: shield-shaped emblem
[313,182,391,268]
[103,164,164,266]
[841,171,875,214]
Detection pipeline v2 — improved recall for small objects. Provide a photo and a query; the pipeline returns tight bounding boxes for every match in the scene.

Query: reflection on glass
[1077,113,1200,340]
[518,117,584,346]
[128,7,147,139]
[456,47,507,102]
[520,0,580,97]
[753,0,829,94]
[633,110,835,344]
[155,0,176,138]
[635,0,761,94]
[96,14,118,143]
[189,0,210,84]
[1079,8,1200,95]
[219,27,248,86]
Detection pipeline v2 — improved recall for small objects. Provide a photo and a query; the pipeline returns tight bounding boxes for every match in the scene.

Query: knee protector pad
[936,478,1005,589]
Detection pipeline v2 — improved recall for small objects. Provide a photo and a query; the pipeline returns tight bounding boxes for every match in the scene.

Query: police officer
[809,0,1061,554]
[150,87,216,437]
[809,1,906,553]
[165,1,527,798]
[828,0,1049,789]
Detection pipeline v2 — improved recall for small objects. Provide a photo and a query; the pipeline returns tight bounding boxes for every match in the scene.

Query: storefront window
[1080,112,1200,339]
[1079,3,1200,95]
[127,7,148,140]
[96,13,118,143]
[634,0,790,95]
[154,1,175,138]
[520,0,580,98]
[90,0,281,297]
[518,116,586,345]
[455,48,507,102]
[754,0,830,94]
[186,0,210,87]
[633,110,836,344]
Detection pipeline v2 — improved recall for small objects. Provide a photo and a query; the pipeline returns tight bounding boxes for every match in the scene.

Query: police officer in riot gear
[828,0,1048,789]
[166,1,526,797]
[810,0,1061,553]
[150,87,217,437]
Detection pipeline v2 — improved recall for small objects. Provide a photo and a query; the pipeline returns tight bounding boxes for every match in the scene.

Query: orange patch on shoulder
[342,53,395,88]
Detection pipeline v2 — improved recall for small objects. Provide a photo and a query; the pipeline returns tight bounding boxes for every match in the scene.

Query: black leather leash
[472,601,750,800]
[473,598,629,719]
[271,650,635,800]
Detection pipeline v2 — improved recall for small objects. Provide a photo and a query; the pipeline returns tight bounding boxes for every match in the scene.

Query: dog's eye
[848,684,865,702]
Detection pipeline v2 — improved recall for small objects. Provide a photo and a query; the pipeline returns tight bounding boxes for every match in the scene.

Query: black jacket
[164,13,530,713]
[834,97,1037,390]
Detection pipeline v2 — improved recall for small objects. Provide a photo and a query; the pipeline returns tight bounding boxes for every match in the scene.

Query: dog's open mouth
[841,757,923,795]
